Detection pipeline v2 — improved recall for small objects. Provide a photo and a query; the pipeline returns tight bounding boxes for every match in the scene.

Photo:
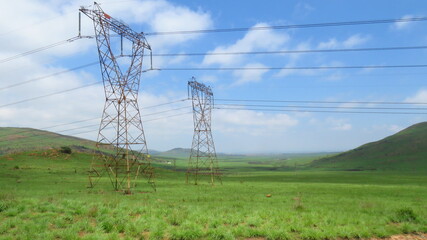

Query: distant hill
[311,122,427,171]
[0,127,100,155]
[152,147,243,158]
[153,148,191,158]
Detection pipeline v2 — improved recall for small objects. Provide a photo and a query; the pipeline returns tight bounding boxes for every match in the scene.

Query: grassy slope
[0,127,99,155]
[311,122,427,171]
[0,150,426,239]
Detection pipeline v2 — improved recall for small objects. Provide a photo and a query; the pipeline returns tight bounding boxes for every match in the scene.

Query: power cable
[148,45,427,57]
[0,81,101,109]
[144,17,427,36]
[0,36,84,64]
[0,9,77,38]
[0,61,99,91]
[216,103,427,111]
[3,60,427,93]
[158,64,427,71]
[0,110,193,148]
[55,124,100,133]
[141,106,191,117]
[141,98,188,109]
[215,98,427,105]
[0,101,190,139]
[144,111,193,123]
[4,44,427,91]
[215,107,427,115]
[0,117,100,139]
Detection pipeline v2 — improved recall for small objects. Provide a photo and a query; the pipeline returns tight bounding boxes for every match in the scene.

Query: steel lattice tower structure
[186,78,221,185]
[80,3,154,193]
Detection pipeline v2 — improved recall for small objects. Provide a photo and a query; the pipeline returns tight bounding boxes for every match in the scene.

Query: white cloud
[326,118,352,131]
[0,1,94,58]
[392,14,416,30]
[214,109,298,136]
[274,42,315,77]
[0,0,213,149]
[317,34,370,49]
[203,23,289,66]
[405,89,427,103]
[232,63,269,85]
[317,39,339,49]
[342,34,370,48]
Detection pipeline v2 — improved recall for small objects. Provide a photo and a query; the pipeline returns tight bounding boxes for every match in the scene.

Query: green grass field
[0,150,426,239]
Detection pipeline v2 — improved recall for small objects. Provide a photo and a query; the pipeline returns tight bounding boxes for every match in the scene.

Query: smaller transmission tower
[186,77,221,185]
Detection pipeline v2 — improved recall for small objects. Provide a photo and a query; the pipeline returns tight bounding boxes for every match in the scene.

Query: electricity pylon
[80,2,154,193]
[186,77,221,185]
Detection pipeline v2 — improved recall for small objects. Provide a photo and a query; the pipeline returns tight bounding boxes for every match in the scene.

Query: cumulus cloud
[405,89,427,103]
[392,14,416,30]
[214,109,298,136]
[232,63,269,85]
[0,0,214,148]
[317,34,370,49]
[88,0,213,64]
[342,34,370,47]
[326,118,352,131]
[203,23,289,66]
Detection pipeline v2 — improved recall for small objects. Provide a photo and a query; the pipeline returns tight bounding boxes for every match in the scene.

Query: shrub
[391,207,418,223]
[60,146,72,154]
[0,201,9,212]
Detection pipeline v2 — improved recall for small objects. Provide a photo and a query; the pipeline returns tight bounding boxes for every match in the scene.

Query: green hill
[310,122,427,171]
[0,127,99,155]
[154,147,191,158]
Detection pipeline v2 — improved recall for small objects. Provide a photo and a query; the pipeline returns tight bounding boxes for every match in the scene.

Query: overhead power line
[215,98,427,105]
[0,117,100,139]
[0,110,192,145]
[0,10,77,38]
[148,45,427,57]
[141,98,188,109]
[159,64,427,71]
[141,106,190,117]
[216,103,427,111]
[0,36,84,64]
[0,61,99,91]
[3,43,426,92]
[0,99,190,139]
[144,16,427,36]
[144,111,193,123]
[0,81,101,109]
[215,107,427,115]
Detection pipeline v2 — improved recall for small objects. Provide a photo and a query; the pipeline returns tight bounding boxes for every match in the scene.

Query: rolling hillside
[0,127,99,155]
[153,147,192,158]
[311,122,427,171]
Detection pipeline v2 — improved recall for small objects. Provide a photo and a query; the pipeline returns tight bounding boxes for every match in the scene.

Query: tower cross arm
[80,3,151,50]
[188,80,213,96]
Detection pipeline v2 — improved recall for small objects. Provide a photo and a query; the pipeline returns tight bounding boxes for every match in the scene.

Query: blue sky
[1,0,427,153]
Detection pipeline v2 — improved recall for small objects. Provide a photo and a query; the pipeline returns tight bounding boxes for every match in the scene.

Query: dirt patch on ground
[367,233,427,240]
[245,233,427,240]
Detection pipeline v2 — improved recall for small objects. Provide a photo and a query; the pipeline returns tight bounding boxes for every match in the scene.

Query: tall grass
[0,151,426,239]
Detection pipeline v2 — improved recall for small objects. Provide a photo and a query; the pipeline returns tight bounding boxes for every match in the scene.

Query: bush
[391,207,418,223]
[0,201,9,212]
[59,146,72,154]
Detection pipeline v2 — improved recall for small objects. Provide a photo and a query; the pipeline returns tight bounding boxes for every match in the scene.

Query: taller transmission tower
[186,78,221,185]
[80,3,154,193]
